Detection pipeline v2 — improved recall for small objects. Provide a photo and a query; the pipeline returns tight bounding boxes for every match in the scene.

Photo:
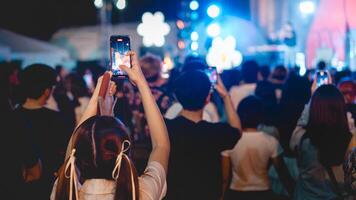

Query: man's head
[174,70,211,111]
[241,60,259,83]
[139,54,162,82]
[237,96,264,129]
[20,63,57,101]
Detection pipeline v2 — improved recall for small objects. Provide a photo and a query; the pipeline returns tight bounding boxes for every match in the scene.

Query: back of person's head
[237,96,264,129]
[255,80,278,124]
[19,63,56,99]
[317,61,327,70]
[174,70,211,111]
[64,73,89,98]
[182,60,208,72]
[271,65,287,81]
[241,60,259,83]
[139,54,162,81]
[307,85,351,166]
[55,116,139,200]
[259,65,270,80]
[337,78,356,104]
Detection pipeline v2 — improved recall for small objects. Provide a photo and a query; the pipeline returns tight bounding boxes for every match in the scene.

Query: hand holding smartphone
[316,70,329,87]
[110,35,131,77]
[204,67,218,86]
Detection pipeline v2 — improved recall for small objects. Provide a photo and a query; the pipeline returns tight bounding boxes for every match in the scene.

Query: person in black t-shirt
[165,70,242,200]
[0,78,41,199]
[14,64,72,200]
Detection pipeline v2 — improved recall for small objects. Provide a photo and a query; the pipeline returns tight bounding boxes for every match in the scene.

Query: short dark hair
[182,60,208,72]
[174,70,211,111]
[272,65,287,81]
[241,60,259,83]
[237,96,264,129]
[20,63,57,99]
[259,65,270,80]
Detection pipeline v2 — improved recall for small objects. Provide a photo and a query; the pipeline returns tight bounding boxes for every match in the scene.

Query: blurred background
[0,0,356,75]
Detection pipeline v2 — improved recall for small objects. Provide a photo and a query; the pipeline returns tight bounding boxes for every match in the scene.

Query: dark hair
[20,63,57,99]
[241,60,259,83]
[174,70,211,111]
[237,96,264,129]
[259,65,270,80]
[255,80,278,125]
[55,116,139,200]
[272,65,287,81]
[317,61,326,70]
[64,73,89,98]
[182,60,208,72]
[306,85,352,166]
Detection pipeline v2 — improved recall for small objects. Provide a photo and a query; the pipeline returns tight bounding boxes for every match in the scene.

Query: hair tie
[65,149,79,200]
[112,140,136,200]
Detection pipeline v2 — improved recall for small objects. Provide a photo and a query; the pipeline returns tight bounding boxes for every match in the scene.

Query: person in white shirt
[229,61,259,110]
[51,51,170,200]
[221,96,294,200]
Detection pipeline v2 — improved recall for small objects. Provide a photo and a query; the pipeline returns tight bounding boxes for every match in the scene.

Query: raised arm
[121,51,170,173]
[215,76,242,130]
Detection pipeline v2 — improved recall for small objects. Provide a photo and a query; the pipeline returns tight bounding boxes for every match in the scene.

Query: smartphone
[110,35,131,76]
[316,70,329,87]
[204,67,218,85]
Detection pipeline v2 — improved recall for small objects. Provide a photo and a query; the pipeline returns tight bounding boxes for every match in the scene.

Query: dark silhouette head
[174,70,211,111]
[241,60,259,83]
[20,63,57,99]
[237,96,264,129]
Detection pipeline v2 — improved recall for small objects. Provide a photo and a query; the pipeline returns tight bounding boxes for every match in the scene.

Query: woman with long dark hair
[290,83,356,199]
[51,51,170,200]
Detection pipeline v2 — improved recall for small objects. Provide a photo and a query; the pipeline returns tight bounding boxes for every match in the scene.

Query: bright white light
[190,31,199,41]
[116,0,126,10]
[206,23,221,37]
[299,1,315,15]
[191,42,199,51]
[137,11,170,47]
[189,1,199,11]
[94,0,103,8]
[207,4,220,18]
[206,35,243,72]
[296,52,306,76]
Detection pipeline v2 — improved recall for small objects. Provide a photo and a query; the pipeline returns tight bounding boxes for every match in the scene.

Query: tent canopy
[0,29,71,68]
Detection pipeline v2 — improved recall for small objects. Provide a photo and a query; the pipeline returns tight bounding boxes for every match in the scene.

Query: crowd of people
[1,51,356,200]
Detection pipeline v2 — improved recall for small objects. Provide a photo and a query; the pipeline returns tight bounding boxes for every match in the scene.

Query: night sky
[0,0,250,41]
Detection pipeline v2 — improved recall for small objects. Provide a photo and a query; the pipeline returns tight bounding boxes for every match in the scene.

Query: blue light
[191,42,199,51]
[206,23,221,37]
[189,1,199,11]
[191,31,199,41]
[207,4,220,18]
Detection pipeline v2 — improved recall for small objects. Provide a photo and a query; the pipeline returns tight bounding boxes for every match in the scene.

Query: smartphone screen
[316,70,329,87]
[110,35,131,76]
[204,67,218,85]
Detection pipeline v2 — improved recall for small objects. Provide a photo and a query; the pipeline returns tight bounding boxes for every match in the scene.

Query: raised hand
[120,51,146,87]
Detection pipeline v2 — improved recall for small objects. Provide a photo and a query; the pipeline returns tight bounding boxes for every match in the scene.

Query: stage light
[190,31,199,41]
[206,35,243,71]
[178,40,186,49]
[176,20,185,29]
[296,52,306,76]
[137,11,170,47]
[191,41,199,51]
[189,1,199,11]
[299,1,315,15]
[116,0,126,10]
[206,23,221,37]
[207,4,220,18]
[94,0,103,8]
